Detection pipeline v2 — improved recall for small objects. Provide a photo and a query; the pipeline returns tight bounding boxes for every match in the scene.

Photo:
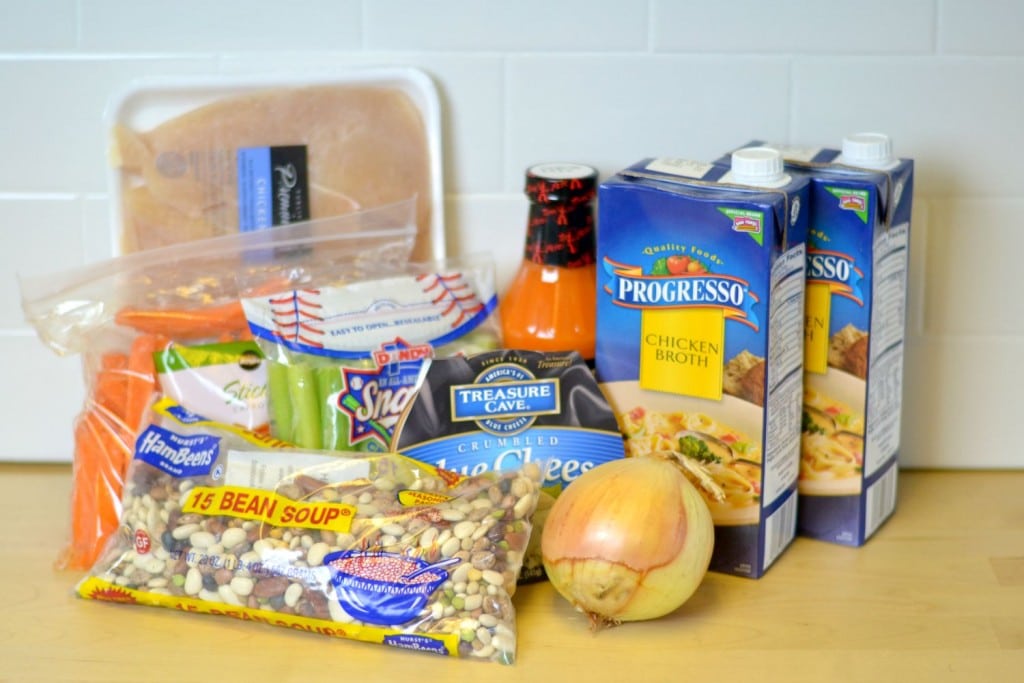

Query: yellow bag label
[77,577,460,655]
[182,485,356,533]
[639,307,725,400]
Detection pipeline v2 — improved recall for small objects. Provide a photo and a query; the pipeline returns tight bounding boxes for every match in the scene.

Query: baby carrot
[60,417,101,571]
[82,410,129,558]
[115,301,249,340]
[93,352,129,416]
[124,334,165,433]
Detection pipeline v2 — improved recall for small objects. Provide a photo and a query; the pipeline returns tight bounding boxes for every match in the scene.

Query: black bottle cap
[525,163,598,205]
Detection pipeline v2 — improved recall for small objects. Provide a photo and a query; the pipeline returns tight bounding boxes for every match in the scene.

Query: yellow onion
[541,454,714,629]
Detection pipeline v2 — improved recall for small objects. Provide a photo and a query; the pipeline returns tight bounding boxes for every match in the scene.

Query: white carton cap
[839,132,897,169]
[730,146,786,186]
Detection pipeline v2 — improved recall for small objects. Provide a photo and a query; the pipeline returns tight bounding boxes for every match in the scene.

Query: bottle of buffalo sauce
[499,163,598,363]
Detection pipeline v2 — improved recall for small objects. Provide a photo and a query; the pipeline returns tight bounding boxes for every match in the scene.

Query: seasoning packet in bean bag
[78,397,541,664]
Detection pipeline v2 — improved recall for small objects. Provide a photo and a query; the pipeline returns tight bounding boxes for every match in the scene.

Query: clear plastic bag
[238,253,503,453]
[79,398,540,664]
[19,201,417,570]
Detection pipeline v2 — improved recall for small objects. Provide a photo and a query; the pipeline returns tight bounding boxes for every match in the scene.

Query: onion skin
[541,455,714,628]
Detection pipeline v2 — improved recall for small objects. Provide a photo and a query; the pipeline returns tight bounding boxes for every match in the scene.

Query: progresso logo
[449,364,560,436]
[602,257,760,330]
[807,250,864,305]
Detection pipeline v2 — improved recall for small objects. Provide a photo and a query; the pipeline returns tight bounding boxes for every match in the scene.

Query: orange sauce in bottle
[500,163,598,362]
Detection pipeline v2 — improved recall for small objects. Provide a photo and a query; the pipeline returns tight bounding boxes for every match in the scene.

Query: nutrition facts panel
[763,244,806,504]
[865,223,909,477]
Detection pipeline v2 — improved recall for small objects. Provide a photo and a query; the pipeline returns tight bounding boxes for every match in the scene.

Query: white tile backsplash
[0,334,82,461]
[902,334,1023,469]
[82,195,114,264]
[364,1,649,52]
[923,198,1024,335]
[445,194,525,292]
[791,58,1024,197]
[0,0,77,51]
[505,55,791,190]
[2,2,1021,469]
[1,197,85,329]
[938,0,1024,55]
[79,0,363,52]
[0,58,216,193]
[652,0,936,54]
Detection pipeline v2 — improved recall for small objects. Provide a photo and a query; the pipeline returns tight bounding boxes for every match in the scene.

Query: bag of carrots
[20,201,418,571]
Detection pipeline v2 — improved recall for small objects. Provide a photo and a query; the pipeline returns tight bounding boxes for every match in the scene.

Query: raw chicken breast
[113,84,436,260]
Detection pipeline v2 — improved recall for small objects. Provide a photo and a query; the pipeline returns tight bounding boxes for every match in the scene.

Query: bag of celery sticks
[239,255,502,452]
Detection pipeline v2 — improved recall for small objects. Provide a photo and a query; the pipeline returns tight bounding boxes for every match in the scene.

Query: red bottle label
[523,174,596,268]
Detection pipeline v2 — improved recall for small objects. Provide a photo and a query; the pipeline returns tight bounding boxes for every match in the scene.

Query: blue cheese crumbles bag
[391,349,626,582]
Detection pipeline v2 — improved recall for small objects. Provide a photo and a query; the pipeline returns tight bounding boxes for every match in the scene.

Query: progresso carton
[724,135,914,546]
[595,151,808,578]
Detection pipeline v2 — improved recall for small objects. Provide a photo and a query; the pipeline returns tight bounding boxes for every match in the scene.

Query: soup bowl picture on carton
[604,380,764,526]
[800,368,866,497]
[324,550,458,626]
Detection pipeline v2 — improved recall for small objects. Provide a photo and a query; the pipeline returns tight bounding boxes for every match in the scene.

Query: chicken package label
[236,145,311,231]
[596,158,809,579]
[729,142,914,547]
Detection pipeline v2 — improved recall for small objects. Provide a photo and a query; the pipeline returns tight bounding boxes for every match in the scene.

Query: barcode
[866,465,898,537]
[764,493,797,570]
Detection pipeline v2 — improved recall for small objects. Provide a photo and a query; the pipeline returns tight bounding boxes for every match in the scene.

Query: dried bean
[220,527,247,550]
[252,577,288,599]
[306,542,330,567]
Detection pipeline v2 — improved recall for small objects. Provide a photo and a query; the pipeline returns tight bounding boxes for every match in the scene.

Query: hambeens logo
[138,429,216,468]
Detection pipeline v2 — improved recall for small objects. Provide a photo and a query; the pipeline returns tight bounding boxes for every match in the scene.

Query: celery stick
[267,360,294,443]
[286,362,322,449]
[315,366,349,451]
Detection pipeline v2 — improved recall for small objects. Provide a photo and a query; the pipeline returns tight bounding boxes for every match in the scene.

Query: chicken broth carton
[596,150,809,578]
[727,135,914,546]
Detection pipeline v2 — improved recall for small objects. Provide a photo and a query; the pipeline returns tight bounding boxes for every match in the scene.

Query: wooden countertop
[1,465,1021,682]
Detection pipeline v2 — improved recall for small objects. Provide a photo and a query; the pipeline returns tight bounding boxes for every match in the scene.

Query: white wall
[2,0,1021,468]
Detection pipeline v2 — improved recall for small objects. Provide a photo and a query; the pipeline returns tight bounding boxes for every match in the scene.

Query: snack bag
[79,398,540,664]
[20,201,417,570]
[155,340,269,432]
[239,255,502,453]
